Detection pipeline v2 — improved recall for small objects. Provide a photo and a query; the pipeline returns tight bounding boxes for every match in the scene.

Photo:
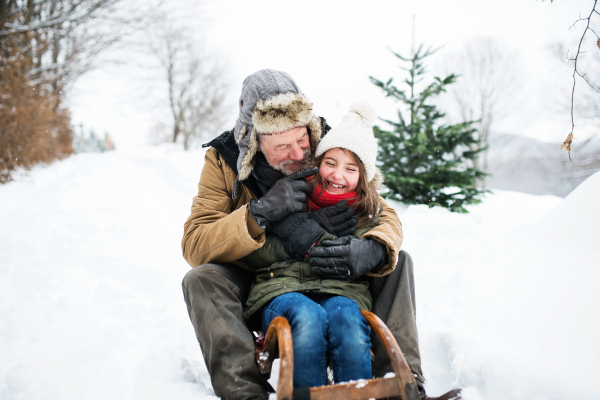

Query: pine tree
[370,45,488,213]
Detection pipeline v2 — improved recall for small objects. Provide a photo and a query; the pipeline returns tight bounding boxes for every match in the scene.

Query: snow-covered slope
[0,146,214,400]
[397,180,599,399]
[1,148,598,400]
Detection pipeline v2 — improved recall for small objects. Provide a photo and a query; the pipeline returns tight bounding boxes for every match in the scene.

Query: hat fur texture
[234,69,322,181]
[315,101,380,182]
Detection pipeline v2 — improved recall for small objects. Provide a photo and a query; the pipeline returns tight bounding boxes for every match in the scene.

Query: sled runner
[255,310,421,400]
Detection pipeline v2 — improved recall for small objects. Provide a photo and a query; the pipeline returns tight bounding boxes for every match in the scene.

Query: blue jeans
[262,293,372,387]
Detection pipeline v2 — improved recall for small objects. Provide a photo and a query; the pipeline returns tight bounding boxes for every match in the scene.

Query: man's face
[259,126,311,175]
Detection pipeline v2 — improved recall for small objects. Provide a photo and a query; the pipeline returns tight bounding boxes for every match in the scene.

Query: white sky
[68,0,599,150]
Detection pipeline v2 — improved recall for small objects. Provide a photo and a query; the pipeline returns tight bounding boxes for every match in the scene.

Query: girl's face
[318,148,360,194]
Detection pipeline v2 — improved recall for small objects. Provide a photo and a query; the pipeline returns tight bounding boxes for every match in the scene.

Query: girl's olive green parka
[243,215,381,320]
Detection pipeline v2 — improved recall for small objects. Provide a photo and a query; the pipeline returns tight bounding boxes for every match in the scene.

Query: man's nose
[289,143,304,161]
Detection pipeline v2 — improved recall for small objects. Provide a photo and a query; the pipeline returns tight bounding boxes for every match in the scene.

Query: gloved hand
[269,212,325,259]
[307,236,388,280]
[308,200,357,237]
[248,167,318,229]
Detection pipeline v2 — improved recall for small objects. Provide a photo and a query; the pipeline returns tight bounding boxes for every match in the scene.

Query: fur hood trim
[252,92,314,134]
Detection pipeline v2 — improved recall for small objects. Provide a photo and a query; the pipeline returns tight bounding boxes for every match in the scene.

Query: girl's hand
[269,211,325,259]
[307,236,388,280]
[309,200,357,236]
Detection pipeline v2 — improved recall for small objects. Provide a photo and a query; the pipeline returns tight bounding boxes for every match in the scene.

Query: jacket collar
[203,130,263,199]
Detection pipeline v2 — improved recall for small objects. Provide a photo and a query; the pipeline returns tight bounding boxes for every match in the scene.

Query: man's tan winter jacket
[182,147,404,276]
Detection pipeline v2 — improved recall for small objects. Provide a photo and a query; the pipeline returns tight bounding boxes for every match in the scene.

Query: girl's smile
[318,148,360,194]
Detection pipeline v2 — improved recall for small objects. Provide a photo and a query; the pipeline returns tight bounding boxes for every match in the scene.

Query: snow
[354,380,368,389]
[1,147,599,400]
[394,177,599,399]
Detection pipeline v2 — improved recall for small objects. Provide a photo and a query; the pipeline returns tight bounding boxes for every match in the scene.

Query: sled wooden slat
[309,377,400,400]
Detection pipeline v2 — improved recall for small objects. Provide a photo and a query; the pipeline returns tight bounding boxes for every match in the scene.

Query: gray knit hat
[234,69,322,181]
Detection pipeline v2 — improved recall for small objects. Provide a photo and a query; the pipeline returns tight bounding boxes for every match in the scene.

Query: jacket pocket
[254,261,290,283]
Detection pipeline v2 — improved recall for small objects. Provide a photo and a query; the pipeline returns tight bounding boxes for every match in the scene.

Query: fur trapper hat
[234,69,322,181]
[316,101,381,182]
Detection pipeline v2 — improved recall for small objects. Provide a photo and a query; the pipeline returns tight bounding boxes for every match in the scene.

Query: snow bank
[527,170,600,252]
[1,149,598,400]
[0,147,217,400]
[396,176,599,399]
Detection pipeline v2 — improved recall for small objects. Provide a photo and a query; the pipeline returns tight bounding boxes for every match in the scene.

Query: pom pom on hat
[315,101,379,181]
[349,100,377,126]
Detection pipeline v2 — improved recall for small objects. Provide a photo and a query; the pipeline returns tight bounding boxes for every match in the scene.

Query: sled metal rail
[256,310,420,400]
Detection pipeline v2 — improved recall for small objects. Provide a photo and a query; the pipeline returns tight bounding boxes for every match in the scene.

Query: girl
[244,101,387,388]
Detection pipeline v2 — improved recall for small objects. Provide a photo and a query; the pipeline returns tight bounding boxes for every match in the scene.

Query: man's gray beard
[262,147,312,176]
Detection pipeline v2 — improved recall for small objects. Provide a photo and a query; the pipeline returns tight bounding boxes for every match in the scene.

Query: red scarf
[308,183,360,211]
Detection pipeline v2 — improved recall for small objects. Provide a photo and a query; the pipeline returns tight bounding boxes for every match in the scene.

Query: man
[181,69,443,400]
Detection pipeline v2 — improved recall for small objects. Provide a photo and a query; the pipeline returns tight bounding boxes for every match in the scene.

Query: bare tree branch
[1,0,153,96]
[564,0,600,160]
[0,0,113,36]
[145,16,230,149]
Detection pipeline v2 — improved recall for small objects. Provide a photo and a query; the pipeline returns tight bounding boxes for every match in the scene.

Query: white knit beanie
[315,101,378,181]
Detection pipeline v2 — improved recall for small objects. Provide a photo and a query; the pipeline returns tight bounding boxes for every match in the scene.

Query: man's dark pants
[182,251,424,400]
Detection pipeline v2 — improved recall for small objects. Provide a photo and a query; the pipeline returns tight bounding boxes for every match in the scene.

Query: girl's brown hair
[309,149,382,228]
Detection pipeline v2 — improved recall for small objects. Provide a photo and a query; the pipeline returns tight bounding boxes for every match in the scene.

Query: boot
[420,388,462,400]
[385,388,462,400]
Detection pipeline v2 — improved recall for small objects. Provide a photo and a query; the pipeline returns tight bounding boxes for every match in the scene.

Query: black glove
[269,212,325,259]
[309,200,357,237]
[248,167,318,229]
[307,236,388,280]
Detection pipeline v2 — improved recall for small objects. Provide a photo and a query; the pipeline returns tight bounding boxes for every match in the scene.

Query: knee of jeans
[328,309,370,347]
[290,303,328,347]
[325,297,361,326]
[332,322,371,355]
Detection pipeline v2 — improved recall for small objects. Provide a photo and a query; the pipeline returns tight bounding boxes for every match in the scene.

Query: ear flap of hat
[306,115,322,153]
[238,126,260,181]
[236,123,248,144]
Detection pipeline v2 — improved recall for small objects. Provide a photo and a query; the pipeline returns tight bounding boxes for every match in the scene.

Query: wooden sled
[255,310,421,400]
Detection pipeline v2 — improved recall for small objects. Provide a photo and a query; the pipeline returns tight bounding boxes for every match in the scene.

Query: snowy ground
[1,146,598,400]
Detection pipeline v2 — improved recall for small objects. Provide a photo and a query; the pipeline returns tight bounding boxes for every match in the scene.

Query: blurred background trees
[436,37,527,180]
[1,0,230,182]
[0,0,143,182]
[145,17,230,150]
